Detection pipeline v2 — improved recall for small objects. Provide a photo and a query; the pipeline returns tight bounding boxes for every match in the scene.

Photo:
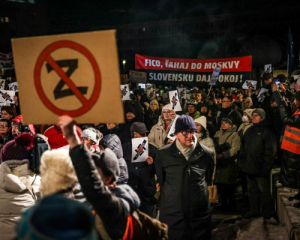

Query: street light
[122,60,126,74]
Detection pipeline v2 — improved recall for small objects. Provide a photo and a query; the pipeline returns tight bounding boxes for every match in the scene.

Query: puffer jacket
[238,120,277,177]
[69,145,140,240]
[148,115,176,149]
[0,160,41,240]
[214,125,240,185]
[273,91,300,188]
[100,134,128,184]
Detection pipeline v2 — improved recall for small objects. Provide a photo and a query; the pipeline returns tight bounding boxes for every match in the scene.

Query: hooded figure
[0,133,41,240]
[99,134,128,184]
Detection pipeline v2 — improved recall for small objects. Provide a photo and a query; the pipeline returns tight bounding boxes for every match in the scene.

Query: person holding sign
[123,122,157,218]
[156,115,214,240]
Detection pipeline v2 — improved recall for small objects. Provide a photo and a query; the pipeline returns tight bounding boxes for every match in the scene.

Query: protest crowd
[0,70,299,240]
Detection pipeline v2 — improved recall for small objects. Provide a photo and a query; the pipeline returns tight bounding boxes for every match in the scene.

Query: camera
[28,134,50,174]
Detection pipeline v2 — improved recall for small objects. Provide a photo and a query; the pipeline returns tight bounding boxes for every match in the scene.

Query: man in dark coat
[238,108,277,221]
[156,115,214,240]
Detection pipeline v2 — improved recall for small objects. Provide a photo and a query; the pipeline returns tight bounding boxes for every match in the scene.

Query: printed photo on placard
[168,90,182,111]
[264,64,272,73]
[0,90,15,104]
[8,82,18,92]
[131,137,148,163]
[258,88,268,102]
[178,88,186,99]
[0,79,5,90]
[120,84,130,100]
[209,67,221,86]
[167,115,179,140]
[147,88,156,100]
[242,80,257,90]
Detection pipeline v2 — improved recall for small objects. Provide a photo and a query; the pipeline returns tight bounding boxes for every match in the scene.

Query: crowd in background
[0,71,299,239]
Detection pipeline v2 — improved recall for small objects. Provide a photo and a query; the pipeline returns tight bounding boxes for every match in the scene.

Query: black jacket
[155,141,214,240]
[69,145,140,240]
[144,109,161,131]
[273,91,300,188]
[238,120,277,177]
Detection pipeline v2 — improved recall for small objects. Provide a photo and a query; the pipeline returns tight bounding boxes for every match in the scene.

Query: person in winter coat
[194,116,216,181]
[238,108,277,220]
[214,118,240,210]
[99,134,129,185]
[237,108,255,136]
[39,149,85,203]
[58,116,140,240]
[148,103,176,149]
[0,133,41,240]
[215,96,242,130]
[145,99,161,131]
[123,122,157,217]
[156,115,214,240]
[272,85,300,206]
[0,118,13,151]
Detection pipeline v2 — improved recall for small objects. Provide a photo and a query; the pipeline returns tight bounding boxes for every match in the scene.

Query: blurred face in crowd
[133,131,146,139]
[196,93,202,102]
[252,113,262,124]
[0,121,11,136]
[175,129,196,148]
[162,109,172,124]
[244,100,251,108]
[11,122,19,136]
[264,78,273,85]
[106,123,118,130]
[195,123,202,133]
[187,105,196,114]
[150,102,158,111]
[159,103,164,110]
[295,99,300,108]
[137,95,141,101]
[200,106,208,114]
[191,92,197,99]
[221,121,231,130]
[81,137,93,149]
[126,112,135,120]
[1,110,12,120]
[221,97,232,109]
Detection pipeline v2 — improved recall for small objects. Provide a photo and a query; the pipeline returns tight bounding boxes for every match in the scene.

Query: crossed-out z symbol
[46,59,88,99]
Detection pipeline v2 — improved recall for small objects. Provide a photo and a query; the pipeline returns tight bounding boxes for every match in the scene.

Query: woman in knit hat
[0,133,41,240]
[145,99,161,131]
[80,128,102,153]
[214,118,240,210]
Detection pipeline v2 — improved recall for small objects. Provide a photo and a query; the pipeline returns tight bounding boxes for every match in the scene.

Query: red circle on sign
[34,40,101,117]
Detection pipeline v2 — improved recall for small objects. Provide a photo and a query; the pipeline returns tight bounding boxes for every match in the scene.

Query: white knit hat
[194,116,207,130]
[162,103,172,111]
[244,108,255,119]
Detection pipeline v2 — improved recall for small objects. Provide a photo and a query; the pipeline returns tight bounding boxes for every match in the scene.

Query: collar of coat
[170,140,204,162]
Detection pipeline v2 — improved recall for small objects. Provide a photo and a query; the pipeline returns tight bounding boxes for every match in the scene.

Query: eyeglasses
[221,101,231,103]
[150,103,158,105]
[0,124,8,128]
[181,130,196,136]
[162,110,171,114]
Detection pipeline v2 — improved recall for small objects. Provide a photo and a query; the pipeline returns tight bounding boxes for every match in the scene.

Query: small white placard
[120,84,130,100]
[131,137,148,163]
[168,90,182,111]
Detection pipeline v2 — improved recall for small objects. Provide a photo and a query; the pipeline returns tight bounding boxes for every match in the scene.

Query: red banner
[135,54,252,73]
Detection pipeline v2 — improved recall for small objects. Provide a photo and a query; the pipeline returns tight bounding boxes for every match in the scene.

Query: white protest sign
[178,88,186,99]
[129,70,147,83]
[242,80,257,90]
[12,30,124,124]
[0,90,15,104]
[0,79,5,90]
[209,67,221,86]
[131,137,148,163]
[258,88,268,102]
[167,115,179,140]
[264,64,272,73]
[120,84,130,100]
[147,88,156,100]
[168,90,182,111]
[293,75,300,80]
[8,82,18,92]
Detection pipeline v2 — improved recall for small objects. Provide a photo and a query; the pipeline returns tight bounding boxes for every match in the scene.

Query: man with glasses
[156,115,214,239]
[0,119,13,150]
[148,104,176,149]
[215,96,242,130]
